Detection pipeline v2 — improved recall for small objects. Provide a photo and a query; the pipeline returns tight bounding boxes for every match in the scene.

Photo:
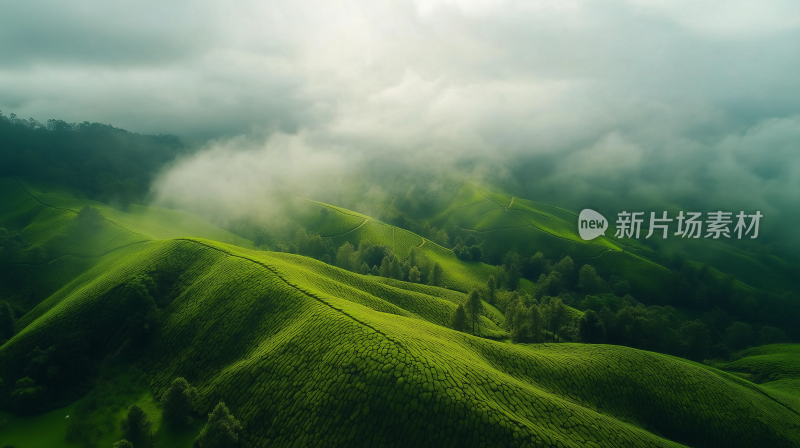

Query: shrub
[121,404,152,442]
[195,401,243,448]
[161,377,198,427]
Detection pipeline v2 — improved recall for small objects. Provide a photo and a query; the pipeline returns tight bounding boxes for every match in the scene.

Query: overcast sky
[3,0,800,246]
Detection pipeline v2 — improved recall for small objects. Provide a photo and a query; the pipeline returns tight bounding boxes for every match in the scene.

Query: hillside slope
[2,237,800,447]
[3,178,800,448]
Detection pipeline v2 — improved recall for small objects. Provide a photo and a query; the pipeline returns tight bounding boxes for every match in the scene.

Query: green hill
[2,179,800,447]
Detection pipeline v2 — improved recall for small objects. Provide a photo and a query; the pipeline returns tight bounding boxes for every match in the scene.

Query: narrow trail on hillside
[323,218,369,238]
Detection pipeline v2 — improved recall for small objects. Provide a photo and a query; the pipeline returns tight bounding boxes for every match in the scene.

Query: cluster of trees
[441,250,793,362]
[0,112,190,207]
[452,234,483,262]
[6,332,95,414]
[275,229,448,288]
[450,290,484,334]
[2,273,170,415]
[112,377,242,448]
[336,242,445,286]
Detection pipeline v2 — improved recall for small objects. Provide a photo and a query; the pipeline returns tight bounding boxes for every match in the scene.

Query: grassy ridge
[287,196,509,293]
[721,345,800,382]
[3,237,800,447]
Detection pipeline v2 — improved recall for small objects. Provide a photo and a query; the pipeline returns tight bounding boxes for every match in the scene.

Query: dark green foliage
[293,229,336,262]
[465,289,483,334]
[761,326,789,345]
[9,377,47,414]
[726,322,753,351]
[427,262,443,287]
[335,242,355,271]
[379,256,392,277]
[577,264,603,294]
[20,335,94,405]
[161,377,199,427]
[408,266,421,283]
[486,275,496,306]
[119,275,161,347]
[536,271,564,298]
[0,112,189,205]
[579,309,606,343]
[359,262,370,275]
[506,263,521,291]
[524,252,550,280]
[0,300,15,341]
[195,401,243,448]
[679,320,713,361]
[542,297,567,342]
[450,304,467,332]
[113,440,134,448]
[507,299,545,343]
[121,404,152,442]
[389,257,402,280]
[0,227,26,262]
[454,243,483,262]
[612,279,631,297]
[357,242,391,269]
[553,256,575,288]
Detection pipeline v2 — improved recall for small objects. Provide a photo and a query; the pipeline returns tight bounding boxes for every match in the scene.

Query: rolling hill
[2,177,800,447]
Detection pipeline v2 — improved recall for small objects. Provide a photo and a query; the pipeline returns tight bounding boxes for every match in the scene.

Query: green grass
[3,178,800,448]
[720,344,800,382]
[3,236,800,447]
[0,403,81,448]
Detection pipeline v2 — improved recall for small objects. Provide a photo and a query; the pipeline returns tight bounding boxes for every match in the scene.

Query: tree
[113,440,134,448]
[0,301,14,341]
[529,304,544,343]
[451,304,467,332]
[427,263,443,287]
[465,289,484,335]
[726,322,753,351]
[408,266,421,283]
[434,229,449,247]
[161,377,198,427]
[486,276,496,306]
[335,242,355,271]
[577,265,602,294]
[760,325,789,345]
[468,245,483,262]
[542,298,567,342]
[579,309,606,343]
[195,401,243,448]
[390,257,402,280]
[9,377,47,414]
[121,404,152,442]
[553,256,575,287]
[679,320,712,361]
[379,256,392,277]
[507,264,521,290]
[527,252,549,280]
[359,262,370,275]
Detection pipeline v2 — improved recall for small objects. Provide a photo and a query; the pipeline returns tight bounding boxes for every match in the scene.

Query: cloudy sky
[2,0,800,246]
